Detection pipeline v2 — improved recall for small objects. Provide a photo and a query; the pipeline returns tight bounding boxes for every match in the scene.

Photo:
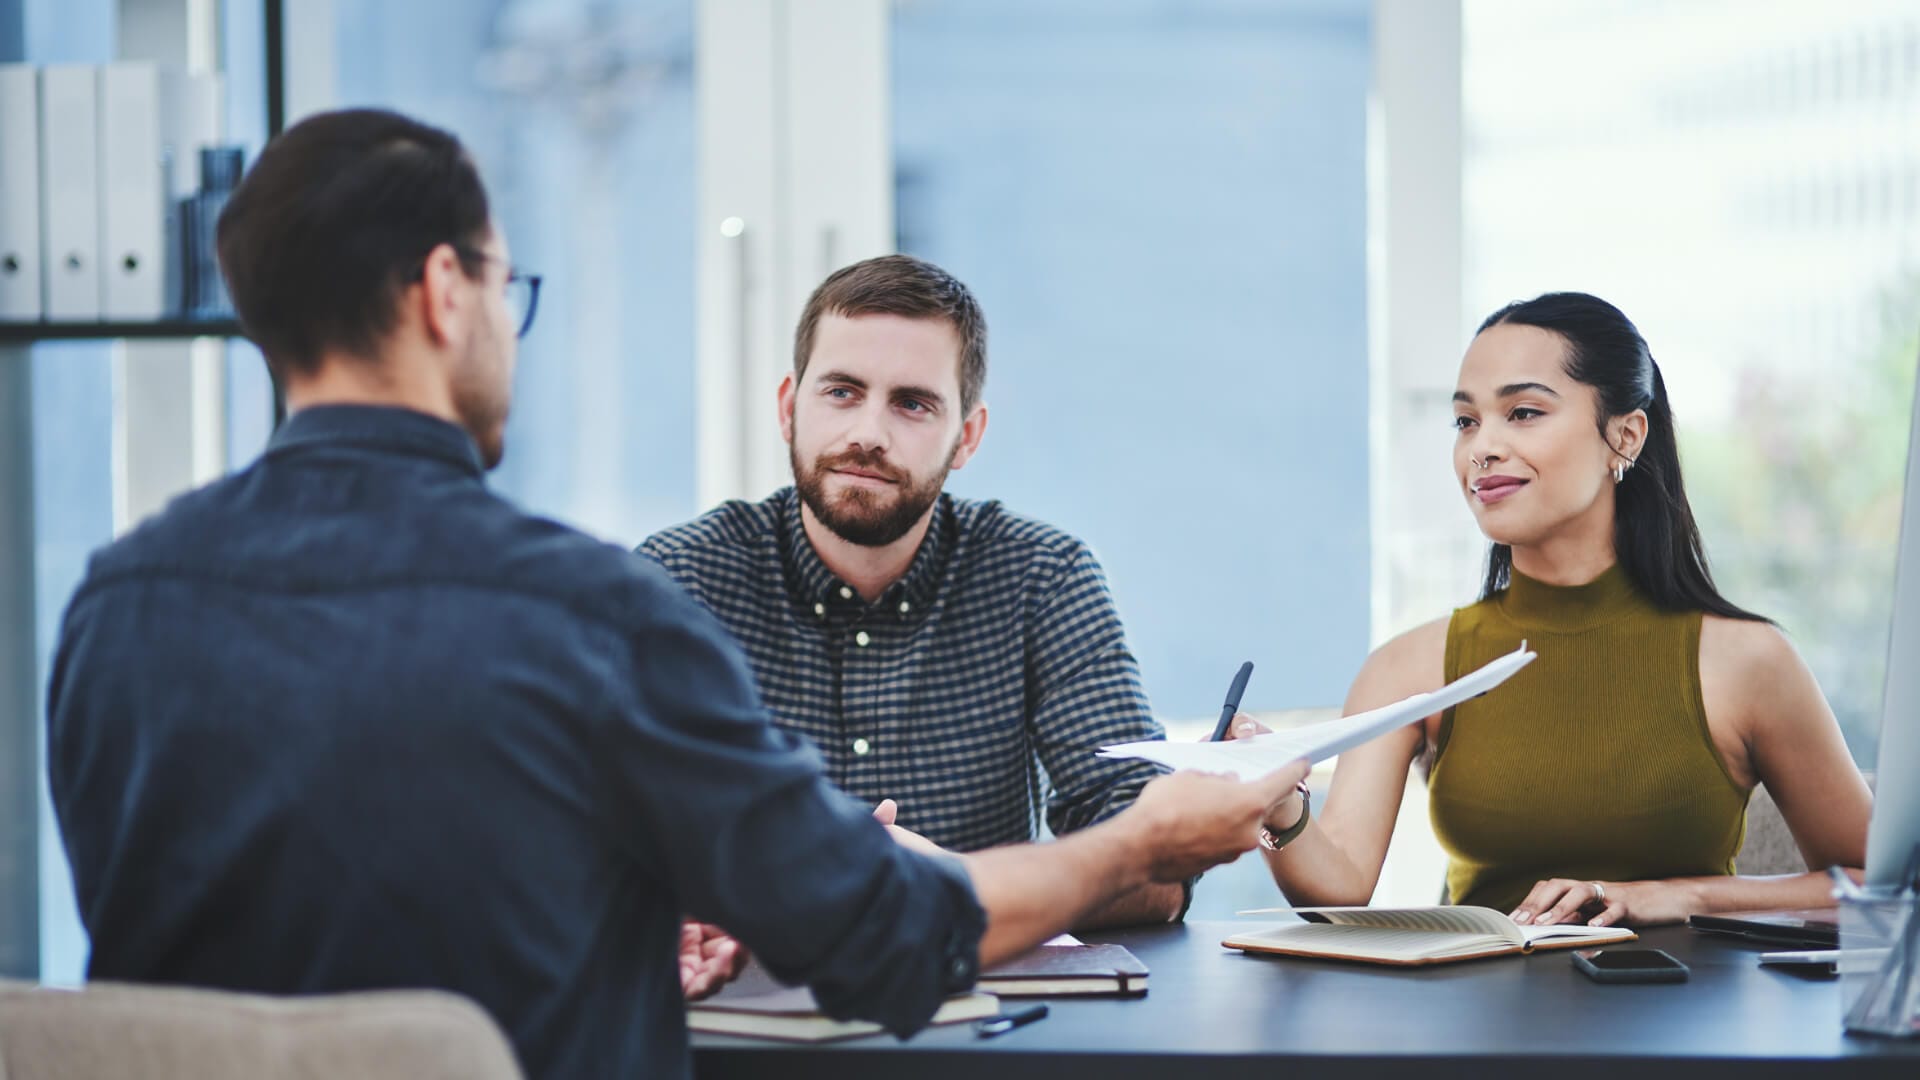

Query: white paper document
[1097,643,1537,780]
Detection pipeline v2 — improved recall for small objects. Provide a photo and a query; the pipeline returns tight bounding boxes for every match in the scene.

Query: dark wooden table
[692,920,1920,1079]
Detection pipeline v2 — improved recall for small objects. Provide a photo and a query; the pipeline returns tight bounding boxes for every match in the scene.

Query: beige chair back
[0,979,523,1080]
[1737,783,1806,876]
[1737,772,1876,879]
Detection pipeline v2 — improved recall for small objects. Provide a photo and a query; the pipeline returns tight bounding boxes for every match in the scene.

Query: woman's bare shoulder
[1699,614,1824,732]
[1700,614,1805,690]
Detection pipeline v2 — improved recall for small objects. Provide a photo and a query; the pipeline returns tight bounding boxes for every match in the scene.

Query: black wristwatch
[1258,782,1312,852]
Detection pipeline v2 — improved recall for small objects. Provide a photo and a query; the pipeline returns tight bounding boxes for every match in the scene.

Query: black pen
[1208,661,1255,741]
[974,1003,1048,1038]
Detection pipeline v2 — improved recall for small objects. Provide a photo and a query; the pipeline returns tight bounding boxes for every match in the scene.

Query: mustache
[817,447,905,484]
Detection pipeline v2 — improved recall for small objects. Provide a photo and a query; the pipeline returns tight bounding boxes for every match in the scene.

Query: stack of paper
[1097,643,1536,779]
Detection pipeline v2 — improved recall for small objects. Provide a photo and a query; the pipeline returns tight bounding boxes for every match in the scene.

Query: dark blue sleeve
[598,579,985,1034]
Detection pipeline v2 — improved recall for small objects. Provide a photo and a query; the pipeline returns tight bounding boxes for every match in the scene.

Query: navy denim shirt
[47,405,984,1080]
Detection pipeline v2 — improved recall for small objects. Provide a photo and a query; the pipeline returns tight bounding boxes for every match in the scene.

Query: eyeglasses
[411,247,544,339]
[502,268,542,340]
[466,249,542,340]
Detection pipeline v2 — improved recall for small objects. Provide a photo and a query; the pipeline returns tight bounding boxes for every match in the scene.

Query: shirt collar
[776,487,954,613]
[266,405,487,479]
[1498,562,1643,633]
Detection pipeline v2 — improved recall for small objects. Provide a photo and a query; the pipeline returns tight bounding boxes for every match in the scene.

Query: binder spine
[0,65,42,321]
[99,63,167,321]
[39,65,102,321]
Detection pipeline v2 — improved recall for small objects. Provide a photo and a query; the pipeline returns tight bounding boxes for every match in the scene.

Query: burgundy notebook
[977,944,1150,997]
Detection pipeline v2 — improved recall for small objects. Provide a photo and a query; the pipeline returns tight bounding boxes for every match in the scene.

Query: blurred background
[3,0,1916,980]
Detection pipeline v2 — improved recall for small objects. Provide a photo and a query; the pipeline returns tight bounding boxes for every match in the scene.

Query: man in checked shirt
[641,254,1184,928]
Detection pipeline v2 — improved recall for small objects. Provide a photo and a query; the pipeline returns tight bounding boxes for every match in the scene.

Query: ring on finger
[1589,880,1607,906]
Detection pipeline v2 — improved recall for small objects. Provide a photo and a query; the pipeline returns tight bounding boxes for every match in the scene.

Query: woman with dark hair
[1235,292,1871,926]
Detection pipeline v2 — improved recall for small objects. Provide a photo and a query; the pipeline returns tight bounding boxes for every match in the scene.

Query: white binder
[99,63,169,320]
[0,65,41,321]
[40,65,101,321]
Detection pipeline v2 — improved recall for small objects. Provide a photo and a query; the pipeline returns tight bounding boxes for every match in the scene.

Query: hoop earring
[1612,463,1627,484]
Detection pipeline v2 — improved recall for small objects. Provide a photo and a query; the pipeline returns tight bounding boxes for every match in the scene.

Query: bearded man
[639,254,1183,928]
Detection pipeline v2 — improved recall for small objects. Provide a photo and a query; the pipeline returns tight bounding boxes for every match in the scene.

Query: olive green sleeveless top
[1429,564,1750,912]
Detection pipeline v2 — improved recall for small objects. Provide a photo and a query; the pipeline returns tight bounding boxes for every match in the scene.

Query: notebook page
[1299,906,1522,943]
[1233,923,1504,962]
[1238,906,1527,945]
[1518,922,1633,945]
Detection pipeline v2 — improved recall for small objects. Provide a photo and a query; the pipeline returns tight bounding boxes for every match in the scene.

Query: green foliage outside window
[1684,277,1920,765]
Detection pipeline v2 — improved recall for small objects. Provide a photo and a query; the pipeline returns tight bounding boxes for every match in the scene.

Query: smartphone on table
[1571,948,1689,984]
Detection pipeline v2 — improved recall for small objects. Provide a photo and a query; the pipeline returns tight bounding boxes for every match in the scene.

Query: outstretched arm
[1232,618,1450,907]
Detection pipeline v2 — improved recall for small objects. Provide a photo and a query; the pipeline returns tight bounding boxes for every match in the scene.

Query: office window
[1445,0,1920,763]
[326,0,698,544]
[892,0,1374,724]
[892,0,1372,918]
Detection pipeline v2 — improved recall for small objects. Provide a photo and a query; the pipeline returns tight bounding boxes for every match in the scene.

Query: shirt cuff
[1173,873,1198,923]
[930,853,987,993]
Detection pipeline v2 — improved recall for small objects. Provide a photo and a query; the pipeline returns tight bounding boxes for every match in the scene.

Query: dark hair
[217,108,492,377]
[1474,292,1765,622]
[793,254,988,414]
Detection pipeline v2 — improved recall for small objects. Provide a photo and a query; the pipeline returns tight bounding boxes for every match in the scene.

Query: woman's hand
[1510,877,1700,928]
[1216,713,1270,741]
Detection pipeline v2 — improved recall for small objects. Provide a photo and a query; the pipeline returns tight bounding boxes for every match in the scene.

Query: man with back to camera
[640,254,1187,927]
[44,107,1308,1080]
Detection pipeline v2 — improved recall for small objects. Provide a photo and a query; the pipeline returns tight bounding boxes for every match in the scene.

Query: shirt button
[839,586,854,600]
[855,631,871,647]
[898,600,911,614]
[853,737,871,756]
[813,602,826,618]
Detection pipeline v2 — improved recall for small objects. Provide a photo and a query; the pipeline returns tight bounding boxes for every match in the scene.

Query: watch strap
[1258,782,1312,852]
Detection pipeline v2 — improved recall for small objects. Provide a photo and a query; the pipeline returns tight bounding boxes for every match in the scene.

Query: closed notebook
[1225,906,1636,966]
[977,943,1149,996]
[688,984,998,1044]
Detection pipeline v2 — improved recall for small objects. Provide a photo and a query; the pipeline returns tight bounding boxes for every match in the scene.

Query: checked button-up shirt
[640,487,1170,853]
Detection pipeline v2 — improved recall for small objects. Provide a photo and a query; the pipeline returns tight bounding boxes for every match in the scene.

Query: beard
[451,324,511,470]
[793,439,953,547]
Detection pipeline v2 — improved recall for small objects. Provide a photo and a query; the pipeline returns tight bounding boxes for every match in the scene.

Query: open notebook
[1225,906,1637,966]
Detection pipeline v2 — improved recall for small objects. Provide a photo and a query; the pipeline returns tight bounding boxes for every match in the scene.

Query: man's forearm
[1075,880,1184,930]
[934,763,1306,971]
[961,816,1151,967]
